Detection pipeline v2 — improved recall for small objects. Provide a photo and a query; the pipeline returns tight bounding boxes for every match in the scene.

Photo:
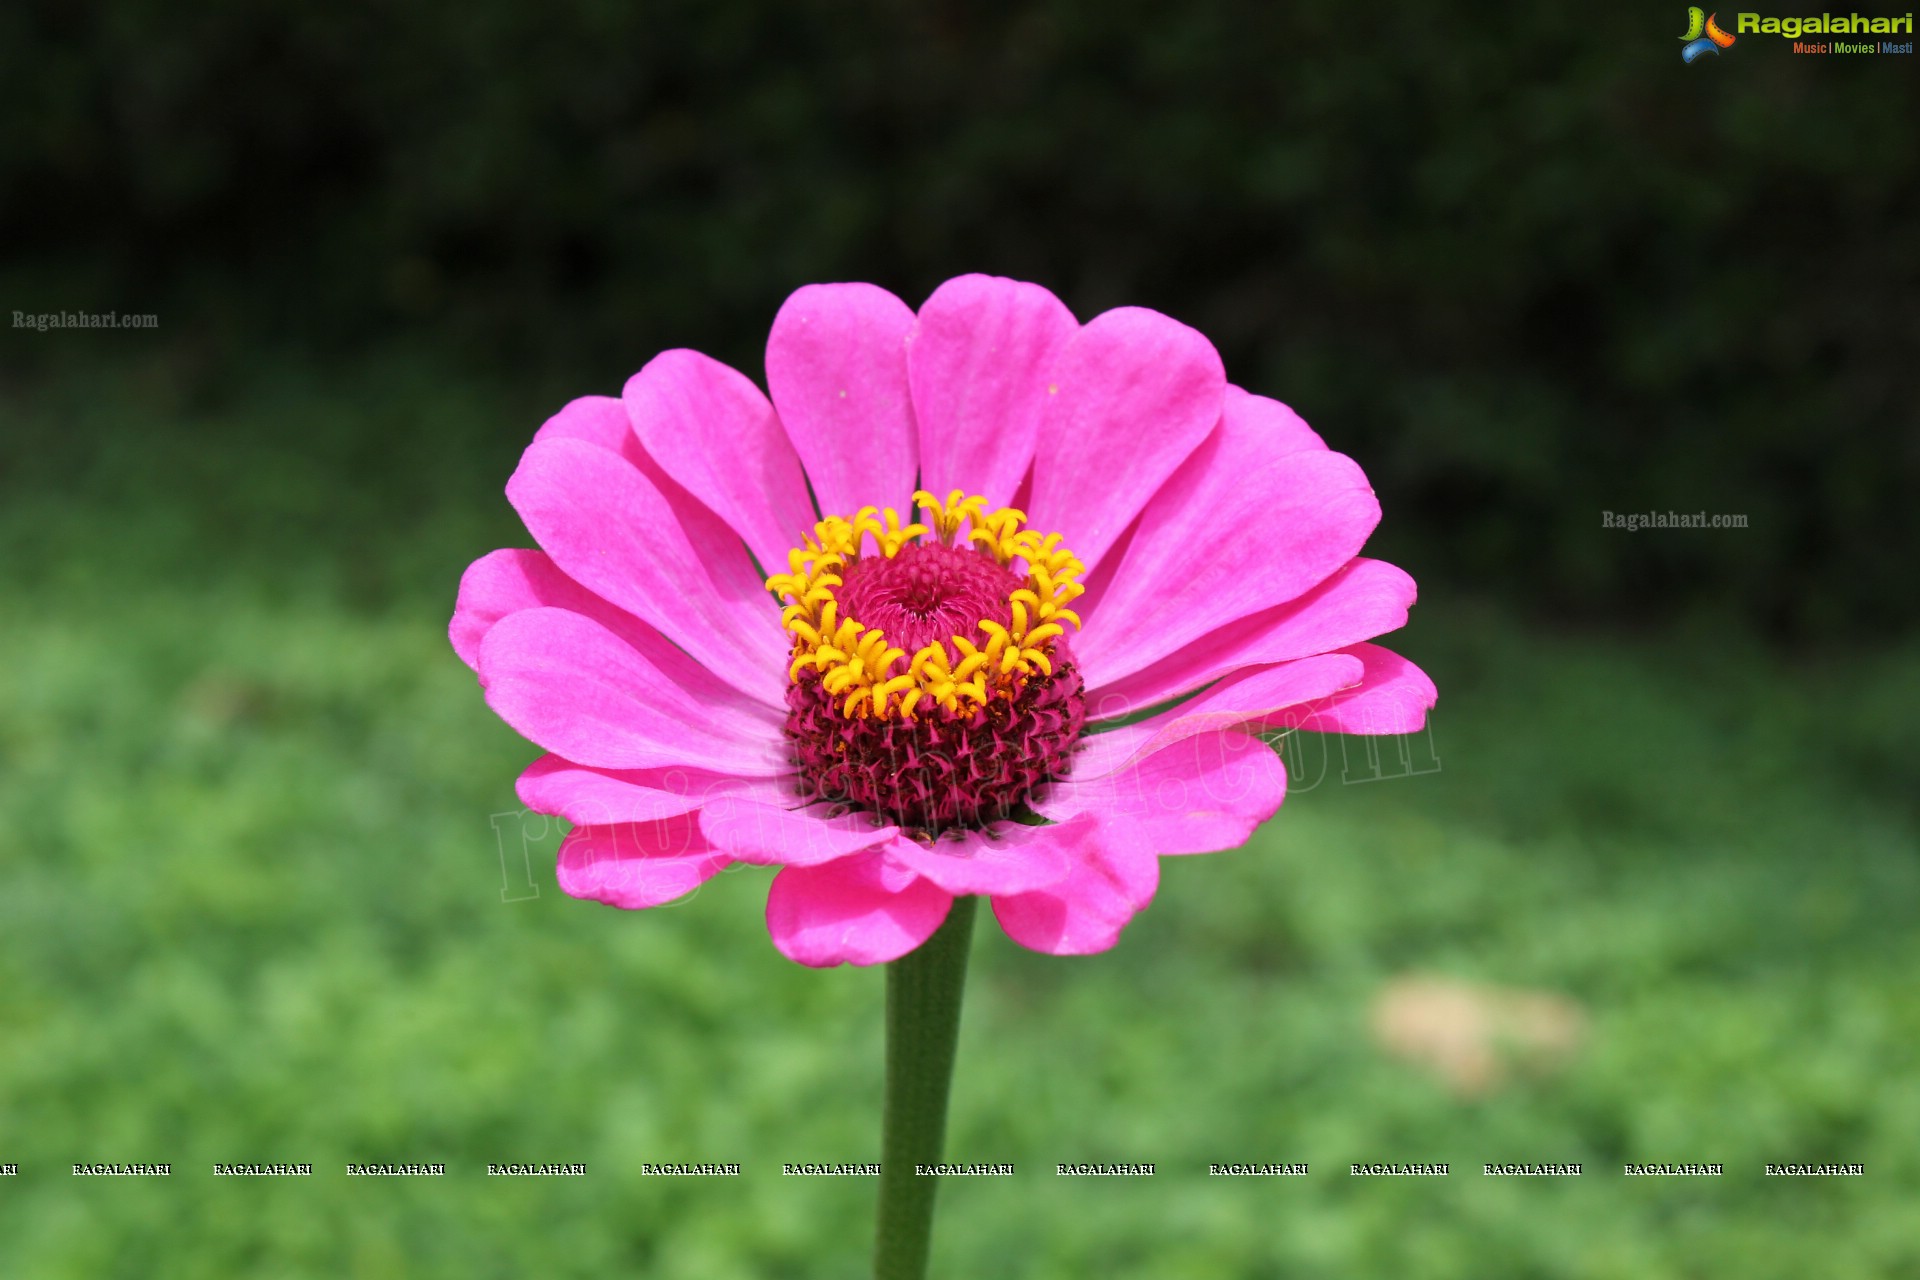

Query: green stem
[873,894,979,1280]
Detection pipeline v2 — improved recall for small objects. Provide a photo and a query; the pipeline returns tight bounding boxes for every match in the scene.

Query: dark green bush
[3,0,1913,636]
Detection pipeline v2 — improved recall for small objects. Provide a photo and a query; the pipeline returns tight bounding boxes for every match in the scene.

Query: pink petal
[506,437,787,706]
[765,283,918,516]
[1266,642,1437,736]
[1059,506,1136,635]
[765,851,954,968]
[1035,731,1287,855]
[516,754,791,825]
[556,815,731,909]
[907,275,1078,509]
[533,389,806,594]
[624,349,816,574]
[1076,391,1382,695]
[698,796,900,868]
[532,394,648,468]
[453,549,772,725]
[453,548,652,679]
[880,822,1074,896]
[1073,650,1367,781]
[1222,384,1328,457]
[990,814,1159,956]
[1086,558,1416,718]
[1028,306,1225,570]
[479,607,789,776]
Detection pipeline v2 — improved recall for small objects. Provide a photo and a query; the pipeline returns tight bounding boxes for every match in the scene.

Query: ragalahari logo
[1681,7,1738,59]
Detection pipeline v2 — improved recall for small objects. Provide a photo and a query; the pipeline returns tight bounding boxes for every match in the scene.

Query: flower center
[835,542,1020,660]
[767,490,1089,835]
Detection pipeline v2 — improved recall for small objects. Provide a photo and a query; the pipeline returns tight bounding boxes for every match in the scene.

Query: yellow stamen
[766,492,1086,719]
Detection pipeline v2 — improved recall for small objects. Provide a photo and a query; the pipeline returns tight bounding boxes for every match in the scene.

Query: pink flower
[451,276,1435,967]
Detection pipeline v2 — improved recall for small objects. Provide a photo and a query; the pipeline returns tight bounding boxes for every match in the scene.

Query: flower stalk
[874,894,979,1280]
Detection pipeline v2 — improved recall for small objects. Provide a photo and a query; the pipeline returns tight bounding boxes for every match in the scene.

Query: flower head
[451,276,1435,966]
[771,490,1088,834]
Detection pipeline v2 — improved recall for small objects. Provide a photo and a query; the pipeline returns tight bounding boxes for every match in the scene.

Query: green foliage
[1,2,1915,633]
[2,356,1915,1278]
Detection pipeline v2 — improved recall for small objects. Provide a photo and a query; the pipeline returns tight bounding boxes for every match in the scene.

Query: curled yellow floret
[767,491,1086,720]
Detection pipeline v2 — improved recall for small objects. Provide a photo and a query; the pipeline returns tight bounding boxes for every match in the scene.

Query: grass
[1,348,1916,1279]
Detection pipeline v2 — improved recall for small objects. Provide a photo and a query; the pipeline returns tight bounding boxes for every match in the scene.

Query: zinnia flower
[451,275,1434,967]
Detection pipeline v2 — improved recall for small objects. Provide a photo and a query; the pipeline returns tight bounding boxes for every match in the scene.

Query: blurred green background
[2,3,1917,1277]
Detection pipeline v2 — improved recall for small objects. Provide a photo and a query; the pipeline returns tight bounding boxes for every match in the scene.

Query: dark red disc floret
[785,640,1086,837]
